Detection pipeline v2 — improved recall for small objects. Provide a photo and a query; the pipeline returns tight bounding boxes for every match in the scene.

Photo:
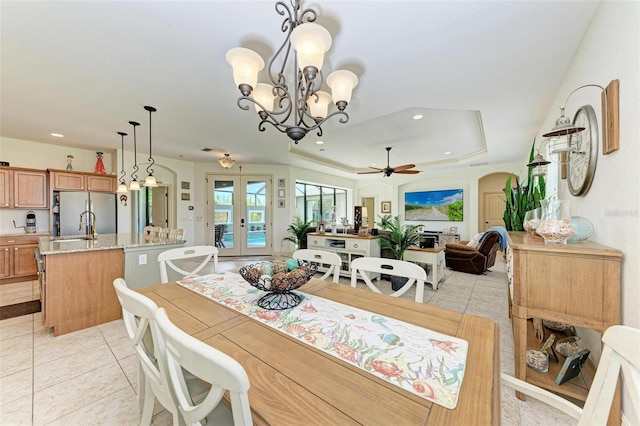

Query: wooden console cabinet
[307,233,381,277]
[0,235,40,282]
[508,232,621,425]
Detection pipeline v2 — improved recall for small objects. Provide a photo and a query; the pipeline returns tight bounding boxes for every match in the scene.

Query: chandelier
[226,0,358,144]
[218,153,236,169]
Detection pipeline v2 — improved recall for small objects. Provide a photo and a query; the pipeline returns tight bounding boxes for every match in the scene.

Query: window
[295,182,347,225]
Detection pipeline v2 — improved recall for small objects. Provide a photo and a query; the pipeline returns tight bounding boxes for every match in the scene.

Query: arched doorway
[478,172,514,231]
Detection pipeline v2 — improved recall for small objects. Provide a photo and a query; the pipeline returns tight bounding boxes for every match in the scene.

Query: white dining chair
[293,249,342,283]
[350,257,427,303]
[502,325,639,425]
[169,228,184,240]
[156,307,253,426]
[158,245,218,283]
[113,278,208,426]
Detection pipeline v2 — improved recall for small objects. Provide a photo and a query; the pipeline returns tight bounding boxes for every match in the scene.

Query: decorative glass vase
[536,199,575,244]
[523,207,542,237]
[567,216,594,243]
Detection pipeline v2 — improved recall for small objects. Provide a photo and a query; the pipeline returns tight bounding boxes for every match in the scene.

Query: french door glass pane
[246,180,267,249]
[214,180,234,249]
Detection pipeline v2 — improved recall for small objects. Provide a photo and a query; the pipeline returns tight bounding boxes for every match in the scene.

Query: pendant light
[116,131,128,194]
[129,121,141,191]
[143,105,158,187]
[218,153,236,169]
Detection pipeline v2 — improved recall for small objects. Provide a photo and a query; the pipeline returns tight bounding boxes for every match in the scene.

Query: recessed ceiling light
[320,148,325,152]
[51,133,64,138]
[316,140,324,145]
[444,151,452,155]
[412,114,423,120]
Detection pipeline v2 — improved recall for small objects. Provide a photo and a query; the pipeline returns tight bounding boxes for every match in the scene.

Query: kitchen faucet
[79,211,98,240]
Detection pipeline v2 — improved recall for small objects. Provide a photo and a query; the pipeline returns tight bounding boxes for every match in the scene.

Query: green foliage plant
[377,215,422,260]
[503,141,546,231]
[282,216,313,250]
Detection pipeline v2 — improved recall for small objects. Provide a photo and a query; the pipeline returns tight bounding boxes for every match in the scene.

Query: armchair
[444,231,501,274]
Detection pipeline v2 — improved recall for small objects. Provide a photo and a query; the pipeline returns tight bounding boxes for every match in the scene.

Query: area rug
[178,272,469,409]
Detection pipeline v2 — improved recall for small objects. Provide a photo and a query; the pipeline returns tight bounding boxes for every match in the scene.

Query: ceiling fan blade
[392,164,416,171]
[394,170,420,174]
[357,170,384,174]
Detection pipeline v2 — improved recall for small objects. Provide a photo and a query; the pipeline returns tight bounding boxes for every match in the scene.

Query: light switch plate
[138,254,147,265]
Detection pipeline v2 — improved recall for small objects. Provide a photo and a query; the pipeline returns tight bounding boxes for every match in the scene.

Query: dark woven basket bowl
[238,262,317,310]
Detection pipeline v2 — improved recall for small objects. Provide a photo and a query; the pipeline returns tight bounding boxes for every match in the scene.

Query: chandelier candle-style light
[116,131,128,194]
[144,106,158,187]
[218,153,236,169]
[226,0,358,143]
[128,121,141,191]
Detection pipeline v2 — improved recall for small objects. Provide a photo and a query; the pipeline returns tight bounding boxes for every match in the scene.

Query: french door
[206,174,272,256]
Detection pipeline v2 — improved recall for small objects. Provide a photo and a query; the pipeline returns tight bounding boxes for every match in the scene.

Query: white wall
[356,160,523,240]
[536,2,639,423]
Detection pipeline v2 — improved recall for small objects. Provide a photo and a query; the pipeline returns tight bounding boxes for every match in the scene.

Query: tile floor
[0,256,577,425]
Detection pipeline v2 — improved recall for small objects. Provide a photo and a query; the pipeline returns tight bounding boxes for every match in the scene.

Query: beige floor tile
[34,339,115,391]
[0,312,33,328]
[0,367,32,405]
[0,319,33,341]
[33,360,129,425]
[108,333,137,360]
[0,346,32,377]
[97,318,128,344]
[46,386,139,426]
[33,325,106,366]
[0,393,32,425]
[119,354,140,392]
[0,331,33,356]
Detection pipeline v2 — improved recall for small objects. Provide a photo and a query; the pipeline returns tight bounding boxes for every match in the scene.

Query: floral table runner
[177,272,469,409]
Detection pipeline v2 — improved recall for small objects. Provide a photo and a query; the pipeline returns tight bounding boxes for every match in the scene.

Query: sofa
[444,231,501,274]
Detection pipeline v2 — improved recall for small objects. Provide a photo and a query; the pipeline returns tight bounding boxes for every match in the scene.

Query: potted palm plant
[282,216,313,250]
[377,215,423,290]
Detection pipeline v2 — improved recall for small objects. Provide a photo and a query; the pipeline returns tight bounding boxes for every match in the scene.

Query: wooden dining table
[138,278,500,425]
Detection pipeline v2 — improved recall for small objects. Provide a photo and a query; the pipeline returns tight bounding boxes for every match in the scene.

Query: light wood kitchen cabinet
[507,232,622,425]
[43,248,124,336]
[0,167,48,208]
[49,169,116,192]
[0,235,39,282]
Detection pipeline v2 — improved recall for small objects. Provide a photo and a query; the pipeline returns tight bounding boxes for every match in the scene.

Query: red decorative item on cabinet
[94,151,106,174]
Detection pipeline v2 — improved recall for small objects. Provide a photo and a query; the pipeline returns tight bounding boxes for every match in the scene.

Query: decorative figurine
[94,152,106,174]
[66,155,73,170]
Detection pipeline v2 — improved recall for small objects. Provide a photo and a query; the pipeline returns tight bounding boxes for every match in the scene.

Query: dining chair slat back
[112,278,180,425]
[157,245,218,283]
[293,249,342,283]
[350,257,427,303]
[156,307,253,426]
[502,325,640,425]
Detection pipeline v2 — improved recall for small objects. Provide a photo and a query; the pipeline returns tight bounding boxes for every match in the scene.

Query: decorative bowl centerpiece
[542,319,573,332]
[555,336,583,357]
[239,260,317,310]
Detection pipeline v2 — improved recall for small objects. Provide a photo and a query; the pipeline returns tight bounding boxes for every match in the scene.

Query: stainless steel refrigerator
[58,191,117,236]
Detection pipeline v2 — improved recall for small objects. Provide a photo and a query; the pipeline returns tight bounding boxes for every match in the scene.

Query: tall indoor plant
[503,141,546,231]
[377,215,423,290]
[282,216,313,250]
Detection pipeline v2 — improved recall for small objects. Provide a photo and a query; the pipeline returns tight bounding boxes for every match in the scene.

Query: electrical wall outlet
[138,254,147,265]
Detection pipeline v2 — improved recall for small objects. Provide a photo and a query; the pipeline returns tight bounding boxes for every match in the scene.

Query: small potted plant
[283,216,313,250]
[376,215,423,290]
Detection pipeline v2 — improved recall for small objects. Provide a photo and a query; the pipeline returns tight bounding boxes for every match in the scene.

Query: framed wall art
[278,189,285,198]
[278,199,286,208]
[381,201,392,214]
[278,178,286,187]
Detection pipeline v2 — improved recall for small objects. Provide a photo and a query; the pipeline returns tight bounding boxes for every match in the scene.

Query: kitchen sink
[53,236,96,242]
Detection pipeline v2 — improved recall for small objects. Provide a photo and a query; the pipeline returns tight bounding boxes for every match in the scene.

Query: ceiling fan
[358,147,420,177]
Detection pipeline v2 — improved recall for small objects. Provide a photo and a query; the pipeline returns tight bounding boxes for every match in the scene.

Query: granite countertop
[1,232,50,238]
[39,233,186,255]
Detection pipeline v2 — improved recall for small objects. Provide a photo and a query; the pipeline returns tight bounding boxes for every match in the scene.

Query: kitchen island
[39,233,185,336]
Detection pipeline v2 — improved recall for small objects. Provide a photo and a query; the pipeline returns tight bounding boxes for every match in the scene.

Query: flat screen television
[404,189,463,221]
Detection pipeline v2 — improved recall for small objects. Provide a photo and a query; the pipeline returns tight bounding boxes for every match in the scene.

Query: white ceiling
[0,1,599,179]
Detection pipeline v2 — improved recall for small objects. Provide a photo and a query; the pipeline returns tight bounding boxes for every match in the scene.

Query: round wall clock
[567,104,598,196]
